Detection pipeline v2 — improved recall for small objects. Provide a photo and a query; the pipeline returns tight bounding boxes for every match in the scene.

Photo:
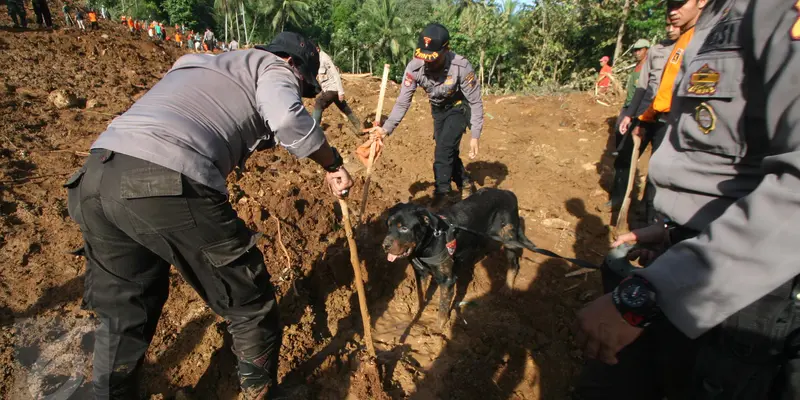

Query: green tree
[263,0,310,33]
[359,0,415,74]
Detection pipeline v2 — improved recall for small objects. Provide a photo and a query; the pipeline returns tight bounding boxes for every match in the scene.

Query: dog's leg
[504,247,523,295]
[437,259,456,327]
[413,268,426,314]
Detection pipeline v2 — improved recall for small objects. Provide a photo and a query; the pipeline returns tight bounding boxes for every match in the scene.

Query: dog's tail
[504,225,601,270]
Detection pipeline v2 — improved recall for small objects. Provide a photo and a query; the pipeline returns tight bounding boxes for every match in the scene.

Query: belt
[431,99,463,112]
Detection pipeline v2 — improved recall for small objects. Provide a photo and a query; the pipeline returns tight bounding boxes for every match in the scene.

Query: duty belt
[431,99,463,112]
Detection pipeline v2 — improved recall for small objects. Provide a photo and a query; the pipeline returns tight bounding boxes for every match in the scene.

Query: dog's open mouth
[387,246,414,262]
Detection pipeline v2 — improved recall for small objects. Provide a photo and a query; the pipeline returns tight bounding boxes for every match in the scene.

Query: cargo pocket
[120,166,196,234]
[674,53,747,159]
[202,232,269,309]
[64,165,87,227]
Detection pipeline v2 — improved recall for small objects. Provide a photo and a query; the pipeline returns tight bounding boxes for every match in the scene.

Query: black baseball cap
[257,31,321,98]
[415,23,450,63]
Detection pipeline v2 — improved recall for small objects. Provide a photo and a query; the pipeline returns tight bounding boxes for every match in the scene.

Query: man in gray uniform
[575,0,800,398]
[312,46,362,135]
[65,32,353,399]
[369,23,484,209]
[607,22,678,212]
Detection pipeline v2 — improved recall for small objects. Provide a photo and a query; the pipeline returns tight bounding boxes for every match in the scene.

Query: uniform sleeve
[255,65,326,159]
[459,60,484,139]
[382,63,418,136]
[626,58,650,118]
[329,58,345,95]
[636,2,800,339]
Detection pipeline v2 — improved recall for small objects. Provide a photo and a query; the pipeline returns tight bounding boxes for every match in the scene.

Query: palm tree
[261,0,309,33]
[360,0,414,64]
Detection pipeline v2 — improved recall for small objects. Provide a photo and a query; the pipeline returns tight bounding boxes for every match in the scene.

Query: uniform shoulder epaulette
[450,54,470,68]
[407,58,425,71]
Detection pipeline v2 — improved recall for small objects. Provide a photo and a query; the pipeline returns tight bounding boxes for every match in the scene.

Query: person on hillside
[148,24,154,39]
[75,9,85,31]
[194,32,202,51]
[62,4,73,27]
[120,15,126,26]
[203,28,215,51]
[607,20,680,215]
[154,22,162,40]
[88,10,98,30]
[31,0,53,28]
[64,31,351,400]
[175,31,183,48]
[100,5,106,19]
[127,16,134,33]
[186,31,194,52]
[596,56,614,93]
[365,23,484,209]
[7,0,27,28]
[229,38,239,51]
[312,46,362,135]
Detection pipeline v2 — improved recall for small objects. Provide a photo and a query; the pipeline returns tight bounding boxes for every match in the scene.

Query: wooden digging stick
[358,64,391,223]
[615,133,642,231]
[338,198,377,357]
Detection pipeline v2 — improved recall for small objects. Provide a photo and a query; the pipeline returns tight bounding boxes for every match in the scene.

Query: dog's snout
[382,238,393,251]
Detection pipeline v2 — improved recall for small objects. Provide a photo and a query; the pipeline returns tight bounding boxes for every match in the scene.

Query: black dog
[382,188,538,326]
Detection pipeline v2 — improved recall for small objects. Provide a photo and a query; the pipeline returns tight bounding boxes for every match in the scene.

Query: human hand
[619,116,632,135]
[469,138,479,159]
[325,167,353,198]
[576,293,644,365]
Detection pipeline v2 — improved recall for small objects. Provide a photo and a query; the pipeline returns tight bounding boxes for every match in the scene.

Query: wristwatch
[611,276,661,327]
[323,147,344,173]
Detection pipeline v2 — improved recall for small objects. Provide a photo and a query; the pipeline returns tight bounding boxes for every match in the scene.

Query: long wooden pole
[338,198,376,357]
[359,64,390,222]
[615,134,642,231]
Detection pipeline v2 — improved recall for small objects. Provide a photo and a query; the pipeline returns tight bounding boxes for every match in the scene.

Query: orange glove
[356,138,383,167]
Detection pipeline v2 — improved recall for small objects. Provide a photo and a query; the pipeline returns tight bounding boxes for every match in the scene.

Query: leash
[434,214,603,270]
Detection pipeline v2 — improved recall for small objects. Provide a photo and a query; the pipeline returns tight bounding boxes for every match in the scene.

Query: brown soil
[0,13,636,400]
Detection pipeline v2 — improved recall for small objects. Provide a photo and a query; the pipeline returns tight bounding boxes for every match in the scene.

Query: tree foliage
[91,0,668,92]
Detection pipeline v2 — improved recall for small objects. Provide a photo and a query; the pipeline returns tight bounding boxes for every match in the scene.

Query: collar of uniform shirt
[424,52,454,78]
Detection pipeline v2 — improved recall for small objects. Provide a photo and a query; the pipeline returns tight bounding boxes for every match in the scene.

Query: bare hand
[619,116,632,135]
[339,93,345,102]
[325,168,353,198]
[612,224,668,267]
[364,126,387,141]
[576,293,644,365]
[469,138,479,159]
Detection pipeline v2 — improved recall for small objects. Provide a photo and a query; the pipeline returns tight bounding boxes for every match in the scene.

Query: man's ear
[697,0,708,10]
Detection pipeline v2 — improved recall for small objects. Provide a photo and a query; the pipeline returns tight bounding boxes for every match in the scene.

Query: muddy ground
[0,13,645,400]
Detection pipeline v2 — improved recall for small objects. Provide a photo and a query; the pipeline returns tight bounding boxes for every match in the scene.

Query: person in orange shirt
[120,15,126,26]
[596,56,614,93]
[88,9,98,30]
[175,32,182,48]
[127,16,134,33]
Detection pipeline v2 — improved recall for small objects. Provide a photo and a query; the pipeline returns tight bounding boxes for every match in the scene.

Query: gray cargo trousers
[66,149,280,399]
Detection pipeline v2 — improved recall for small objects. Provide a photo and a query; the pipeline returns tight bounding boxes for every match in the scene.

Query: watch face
[620,283,652,308]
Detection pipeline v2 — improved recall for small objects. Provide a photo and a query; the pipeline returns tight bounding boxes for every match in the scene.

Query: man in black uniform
[368,23,485,209]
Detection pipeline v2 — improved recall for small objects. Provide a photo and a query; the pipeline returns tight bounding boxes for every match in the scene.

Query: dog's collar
[413,214,458,265]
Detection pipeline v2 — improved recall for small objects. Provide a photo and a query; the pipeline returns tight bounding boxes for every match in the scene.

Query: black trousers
[31,0,52,27]
[66,150,280,398]
[432,103,470,195]
[314,90,354,115]
[611,121,666,224]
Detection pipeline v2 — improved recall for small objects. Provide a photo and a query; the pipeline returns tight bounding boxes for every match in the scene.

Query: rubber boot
[430,192,447,211]
[311,108,322,127]
[346,112,362,136]
[238,358,274,400]
[606,167,629,209]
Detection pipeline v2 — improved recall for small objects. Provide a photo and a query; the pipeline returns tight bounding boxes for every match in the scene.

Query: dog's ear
[415,208,438,227]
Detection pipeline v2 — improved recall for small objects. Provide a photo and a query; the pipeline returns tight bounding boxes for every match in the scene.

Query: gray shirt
[317,50,344,95]
[636,0,800,338]
[92,50,326,193]
[627,40,676,118]
[383,52,484,139]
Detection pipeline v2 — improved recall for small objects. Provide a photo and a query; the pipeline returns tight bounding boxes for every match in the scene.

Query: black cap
[415,23,450,63]
[256,31,321,98]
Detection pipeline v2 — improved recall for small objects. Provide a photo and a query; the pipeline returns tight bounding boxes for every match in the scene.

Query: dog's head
[382,203,439,262]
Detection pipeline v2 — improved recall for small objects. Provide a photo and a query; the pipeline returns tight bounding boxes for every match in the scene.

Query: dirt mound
[1,9,626,400]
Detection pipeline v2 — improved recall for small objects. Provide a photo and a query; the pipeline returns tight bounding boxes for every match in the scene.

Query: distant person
[175,31,183,48]
[313,45,361,135]
[100,6,106,19]
[31,0,53,28]
[186,31,194,51]
[88,10,98,30]
[596,56,613,93]
[365,23,484,209]
[160,23,166,40]
[75,9,85,31]
[229,38,239,51]
[7,0,27,28]
[148,25,154,39]
[120,15,126,26]
[62,4,73,26]
[203,28,215,51]
[154,22,162,40]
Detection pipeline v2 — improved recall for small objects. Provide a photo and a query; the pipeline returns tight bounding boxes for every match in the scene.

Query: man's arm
[626,58,650,118]
[459,60,484,139]
[255,64,327,161]
[636,1,800,339]
[381,63,418,136]
[328,57,345,96]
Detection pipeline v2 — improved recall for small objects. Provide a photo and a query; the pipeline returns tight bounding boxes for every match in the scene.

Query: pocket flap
[63,166,87,188]
[202,232,262,268]
[120,166,183,199]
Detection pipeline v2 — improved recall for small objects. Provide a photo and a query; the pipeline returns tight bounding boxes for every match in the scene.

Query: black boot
[238,358,274,400]
[606,167,630,209]
[430,192,447,210]
[346,112,362,136]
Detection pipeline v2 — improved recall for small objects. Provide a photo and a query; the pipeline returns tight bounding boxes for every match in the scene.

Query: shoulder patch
[404,72,414,87]
[464,71,476,88]
[792,0,800,40]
